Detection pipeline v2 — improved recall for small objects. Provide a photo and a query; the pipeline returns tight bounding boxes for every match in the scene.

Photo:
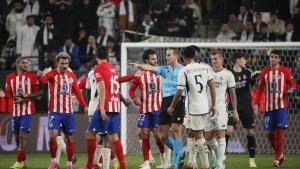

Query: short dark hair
[270,50,281,57]
[167,48,179,56]
[26,15,35,21]
[183,46,196,59]
[142,49,156,63]
[96,46,107,59]
[231,53,246,64]
[211,49,223,57]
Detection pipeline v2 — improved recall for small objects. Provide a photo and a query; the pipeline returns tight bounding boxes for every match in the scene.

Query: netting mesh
[124,44,300,154]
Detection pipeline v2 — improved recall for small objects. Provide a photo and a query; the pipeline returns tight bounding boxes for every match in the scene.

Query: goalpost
[120,42,300,154]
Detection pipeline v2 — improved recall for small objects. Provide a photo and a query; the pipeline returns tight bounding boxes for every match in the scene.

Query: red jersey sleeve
[31,73,40,92]
[5,75,13,99]
[129,78,140,100]
[71,73,87,107]
[118,74,135,83]
[78,76,87,89]
[94,66,104,82]
[284,67,296,89]
[254,68,267,105]
[39,71,51,83]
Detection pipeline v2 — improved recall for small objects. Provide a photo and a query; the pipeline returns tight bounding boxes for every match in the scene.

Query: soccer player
[128,49,166,169]
[5,56,41,169]
[167,46,216,169]
[254,50,296,167]
[130,48,185,168]
[83,46,126,169]
[39,53,88,169]
[229,53,260,167]
[204,50,239,169]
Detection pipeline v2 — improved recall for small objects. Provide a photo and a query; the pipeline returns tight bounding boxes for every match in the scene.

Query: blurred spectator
[238,3,253,25]
[290,0,300,17]
[5,0,26,40]
[96,26,112,46]
[118,0,134,30]
[151,4,169,35]
[177,1,195,36]
[187,0,201,24]
[77,27,88,54]
[106,36,119,63]
[268,12,286,37]
[291,5,300,33]
[280,22,300,41]
[227,14,244,38]
[35,14,61,56]
[254,23,276,41]
[1,39,17,70]
[58,37,80,70]
[240,21,255,42]
[253,12,267,33]
[96,0,116,36]
[216,23,237,42]
[24,0,40,16]
[167,16,187,37]
[17,15,40,70]
[80,34,96,65]
[139,13,154,35]
[78,0,98,34]
[51,0,78,40]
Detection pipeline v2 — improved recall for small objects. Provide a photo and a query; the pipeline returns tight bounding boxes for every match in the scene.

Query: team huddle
[5,45,296,169]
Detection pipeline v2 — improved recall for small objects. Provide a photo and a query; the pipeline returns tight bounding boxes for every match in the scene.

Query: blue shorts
[11,115,32,134]
[264,108,288,131]
[48,112,75,135]
[138,111,159,128]
[87,112,120,134]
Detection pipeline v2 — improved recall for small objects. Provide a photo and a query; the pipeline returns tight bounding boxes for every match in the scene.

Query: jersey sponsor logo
[17,88,24,96]
[24,79,28,84]
[270,81,278,93]
[148,81,157,94]
[61,82,69,95]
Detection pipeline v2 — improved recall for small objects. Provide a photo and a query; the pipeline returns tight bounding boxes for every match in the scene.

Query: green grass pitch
[0,153,299,169]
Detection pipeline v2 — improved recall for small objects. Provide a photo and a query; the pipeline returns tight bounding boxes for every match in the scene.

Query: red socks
[267,131,276,150]
[113,140,126,169]
[275,129,284,160]
[66,141,75,162]
[16,149,25,162]
[142,138,150,161]
[155,138,165,154]
[86,139,96,168]
[49,140,58,158]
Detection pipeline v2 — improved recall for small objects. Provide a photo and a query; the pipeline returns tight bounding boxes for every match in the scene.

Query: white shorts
[204,109,228,131]
[183,113,191,129]
[188,113,209,131]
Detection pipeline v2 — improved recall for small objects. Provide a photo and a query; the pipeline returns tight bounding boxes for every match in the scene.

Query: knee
[85,131,96,139]
[196,138,207,151]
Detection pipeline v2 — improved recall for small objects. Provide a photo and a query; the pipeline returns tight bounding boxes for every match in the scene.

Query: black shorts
[159,96,185,125]
[238,107,255,129]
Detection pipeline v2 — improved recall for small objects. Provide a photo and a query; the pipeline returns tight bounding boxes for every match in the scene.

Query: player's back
[180,62,212,115]
[94,61,120,112]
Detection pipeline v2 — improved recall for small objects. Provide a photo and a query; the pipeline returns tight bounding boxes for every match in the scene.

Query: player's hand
[84,106,88,115]
[253,104,259,115]
[209,105,216,117]
[251,71,261,79]
[167,106,174,115]
[37,70,43,77]
[133,98,141,106]
[14,97,24,104]
[0,89,5,97]
[101,112,109,120]
[129,63,139,69]
[232,110,240,122]
[287,88,295,93]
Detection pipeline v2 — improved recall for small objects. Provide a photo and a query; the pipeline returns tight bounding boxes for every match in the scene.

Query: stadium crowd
[0,0,300,71]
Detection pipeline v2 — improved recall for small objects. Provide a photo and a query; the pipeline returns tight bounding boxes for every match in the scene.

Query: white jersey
[208,68,236,110]
[86,69,99,116]
[178,62,213,115]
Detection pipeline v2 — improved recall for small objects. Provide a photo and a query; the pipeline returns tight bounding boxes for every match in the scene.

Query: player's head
[89,59,98,70]
[231,53,247,68]
[269,50,281,67]
[211,50,224,68]
[16,56,28,72]
[96,46,107,62]
[26,15,35,26]
[166,48,179,65]
[143,49,158,66]
[183,46,196,63]
[56,52,71,73]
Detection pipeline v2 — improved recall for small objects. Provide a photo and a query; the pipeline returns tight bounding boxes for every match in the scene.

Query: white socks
[101,148,111,169]
[94,145,103,165]
[217,138,226,166]
[207,137,219,157]
[187,137,196,164]
[56,136,66,164]
[195,138,209,168]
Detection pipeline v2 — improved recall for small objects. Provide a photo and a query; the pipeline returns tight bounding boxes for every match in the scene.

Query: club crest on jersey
[17,88,23,95]
[24,79,28,84]
[67,78,73,84]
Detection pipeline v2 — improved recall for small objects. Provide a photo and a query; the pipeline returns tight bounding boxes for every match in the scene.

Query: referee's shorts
[159,96,185,125]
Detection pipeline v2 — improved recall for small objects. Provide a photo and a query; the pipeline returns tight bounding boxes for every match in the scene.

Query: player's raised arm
[129,63,158,73]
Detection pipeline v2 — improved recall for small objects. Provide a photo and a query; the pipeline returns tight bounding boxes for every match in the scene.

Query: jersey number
[110,76,119,94]
[194,75,203,93]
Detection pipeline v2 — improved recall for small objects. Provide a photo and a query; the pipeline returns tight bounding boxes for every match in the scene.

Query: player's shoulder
[222,68,234,74]
[88,70,94,77]
[26,71,38,77]
[279,65,291,72]
[6,72,16,80]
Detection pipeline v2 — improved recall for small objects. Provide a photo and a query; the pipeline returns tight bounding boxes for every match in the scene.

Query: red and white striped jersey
[94,61,120,112]
[254,65,296,112]
[129,70,162,113]
[5,72,39,117]
[40,69,87,113]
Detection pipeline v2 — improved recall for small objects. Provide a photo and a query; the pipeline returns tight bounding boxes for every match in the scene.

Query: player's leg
[17,115,32,168]
[10,117,21,168]
[263,110,277,166]
[48,112,61,169]
[225,110,236,152]
[137,113,151,168]
[56,130,66,166]
[93,134,104,168]
[108,112,126,169]
[62,113,76,169]
[273,108,288,167]
[204,115,218,169]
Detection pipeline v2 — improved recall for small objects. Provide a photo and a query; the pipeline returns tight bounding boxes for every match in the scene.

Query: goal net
[120,42,300,155]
